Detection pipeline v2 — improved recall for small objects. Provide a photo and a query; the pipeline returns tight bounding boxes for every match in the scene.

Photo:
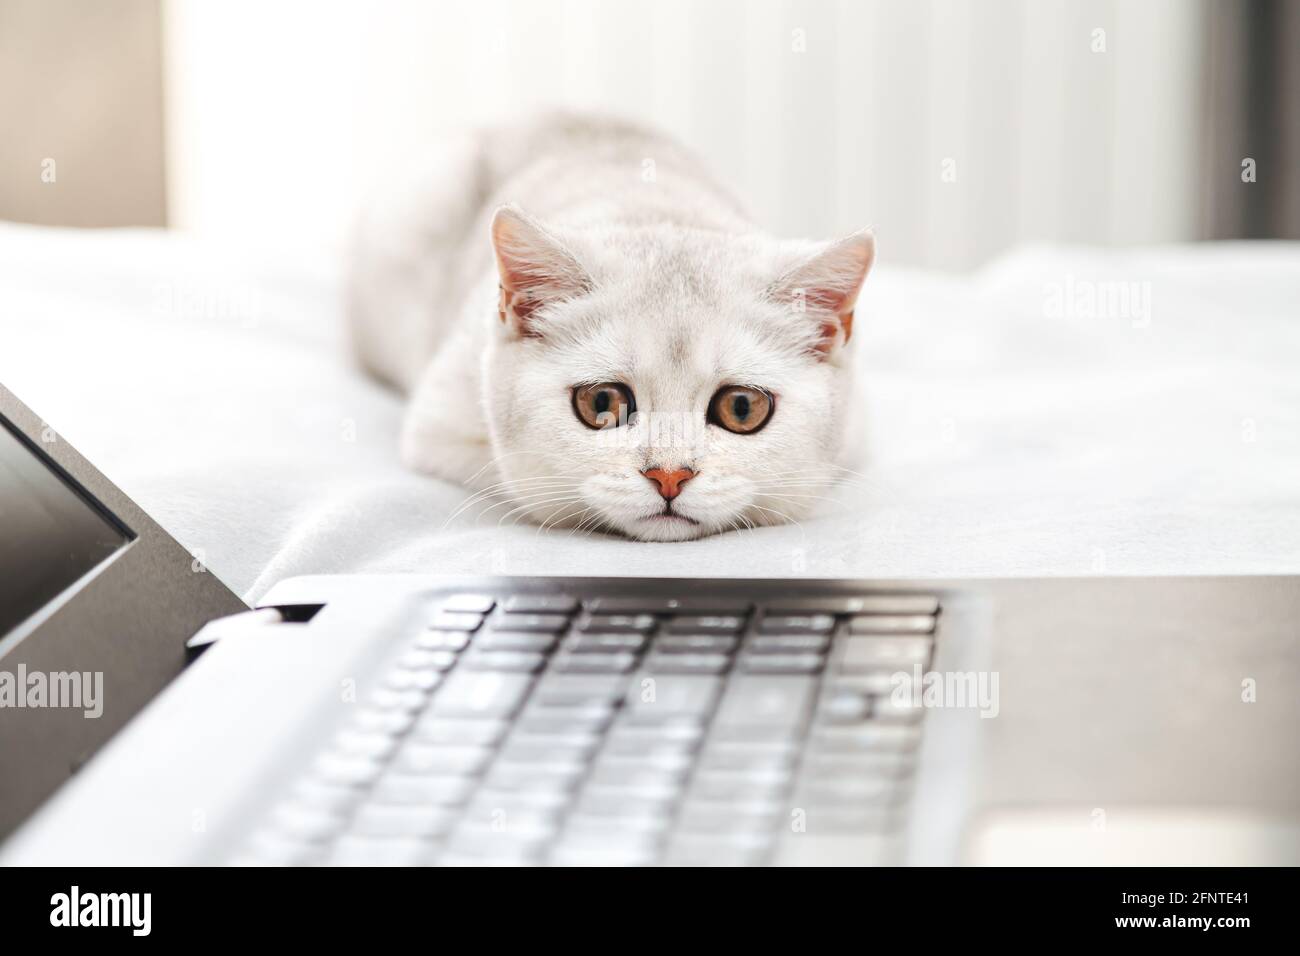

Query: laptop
[1,381,1297,866]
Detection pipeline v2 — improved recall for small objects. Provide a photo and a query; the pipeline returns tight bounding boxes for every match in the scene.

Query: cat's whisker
[747,502,807,540]
[443,478,579,526]
[496,494,584,528]
[477,487,581,516]
[458,490,579,529]
[756,479,866,492]
[772,458,871,477]
[570,509,609,538]
[461,448,567,487]
[759,491,848,505]
[539,502,589,534]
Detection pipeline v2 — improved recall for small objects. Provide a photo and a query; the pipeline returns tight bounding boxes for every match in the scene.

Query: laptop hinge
[185,607,289,660]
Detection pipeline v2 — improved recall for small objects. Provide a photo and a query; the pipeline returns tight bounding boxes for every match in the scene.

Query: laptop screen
[0,417,132,639]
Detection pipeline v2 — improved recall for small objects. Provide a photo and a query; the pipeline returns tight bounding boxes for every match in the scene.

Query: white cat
[348,115,873,542]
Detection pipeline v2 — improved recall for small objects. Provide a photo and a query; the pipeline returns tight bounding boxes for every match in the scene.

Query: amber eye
[572,383,635,430]
[708,386,774,434]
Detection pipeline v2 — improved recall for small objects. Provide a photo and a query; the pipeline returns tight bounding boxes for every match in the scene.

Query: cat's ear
[491,204,591,337]
[769,230,875,357]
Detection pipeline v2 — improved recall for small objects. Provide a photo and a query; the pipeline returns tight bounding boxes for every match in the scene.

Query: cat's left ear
[491,204,591,337]
[769,230,875,357]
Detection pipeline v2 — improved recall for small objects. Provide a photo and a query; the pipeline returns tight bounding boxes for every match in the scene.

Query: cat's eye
[572,382,635,430]
[708,385,774,434]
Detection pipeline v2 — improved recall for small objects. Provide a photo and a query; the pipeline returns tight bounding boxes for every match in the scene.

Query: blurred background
[1,0,1297,270]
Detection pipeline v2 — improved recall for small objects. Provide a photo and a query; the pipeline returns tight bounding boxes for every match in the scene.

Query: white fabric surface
[2,223,1297,603]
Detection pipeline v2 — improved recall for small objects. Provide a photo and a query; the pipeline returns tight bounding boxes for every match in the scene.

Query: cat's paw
[399,411,492,486]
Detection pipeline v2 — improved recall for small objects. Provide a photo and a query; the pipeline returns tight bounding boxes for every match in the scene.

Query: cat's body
[349,115,873,541]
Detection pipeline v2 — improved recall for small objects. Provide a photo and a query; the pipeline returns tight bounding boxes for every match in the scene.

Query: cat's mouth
[643,511,699,526]
[633,504,701,533]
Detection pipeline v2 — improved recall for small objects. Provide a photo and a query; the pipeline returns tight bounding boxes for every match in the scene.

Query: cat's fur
[349,115,873,542]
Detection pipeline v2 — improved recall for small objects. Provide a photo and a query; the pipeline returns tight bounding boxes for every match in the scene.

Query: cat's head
[483,205,874,542]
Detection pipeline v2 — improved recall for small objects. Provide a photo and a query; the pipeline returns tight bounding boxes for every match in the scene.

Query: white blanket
[2,223,1297,602]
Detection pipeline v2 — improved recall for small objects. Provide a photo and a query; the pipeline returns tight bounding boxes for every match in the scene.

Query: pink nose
[643,467,695,501]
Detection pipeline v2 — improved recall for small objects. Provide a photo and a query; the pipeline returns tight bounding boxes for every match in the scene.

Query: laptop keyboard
[235,588,941,866]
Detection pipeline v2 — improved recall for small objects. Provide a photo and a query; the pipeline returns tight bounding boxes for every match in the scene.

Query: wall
[0,0,166,227]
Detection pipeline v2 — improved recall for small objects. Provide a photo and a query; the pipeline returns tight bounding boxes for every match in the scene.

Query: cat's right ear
[490,205,591,337]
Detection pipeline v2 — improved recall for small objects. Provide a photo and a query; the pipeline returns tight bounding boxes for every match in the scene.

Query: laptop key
[350,707,416,735]
[368,687,430,712]
[689,771,791,803]
[490,612,569,633]
[623,673,722,721]
[759,614,835,634]
[550,651,638,674]
[486,761,585,792]
[585,597,751,614]
[396,742,495,776]
[662,835,769,867]
[698,749,795,775]
[412,716,510,746]
[811,723,921,752]
[829,672,897,696]
[794,777,901,805]
[439,593,496,614]
[351,804,457,838]
[655,634,738,654]
[326,835,436,867]
[496,742,596,767]
[847,614,936,635]
[270,803,347,842]
[739,653,824,674]
[602,735,696,760]
[430,670,534,718]
[583,773,684,803]
[644,652,731,674]
[595,749,694,775]
[503,594,578,614]
[664,615,746,634]
[549,840,659,867]
[429,611,485,631]
[840,636,932,670]
[290,779,365,814]
[475,631,557,653]
[748,634,829,654]
[605,718,704,746]
[531,672,626,706]
[462,650,546,673]
[562,633,646,653]
[801,805,904,833]
[459,804,561,838]
[801,751,916,780]
[241,830,325,867]
[384,668,442,691]
[766,595,940,616]
[713,675,817,732]
[516,703,615,733]
[818,689,872,722]
[870,696,926,723]
[370,773,477,806]
[332,729,400,759]
[396,648,459,671]
[576,613,657,633]
[676,800,783,834]
[473,787,570,812]
[506,727,601,751]
[413,629,471,652]
[313,752,386,787]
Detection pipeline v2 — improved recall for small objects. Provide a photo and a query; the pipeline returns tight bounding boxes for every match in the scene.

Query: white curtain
[165,0,1208,270]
